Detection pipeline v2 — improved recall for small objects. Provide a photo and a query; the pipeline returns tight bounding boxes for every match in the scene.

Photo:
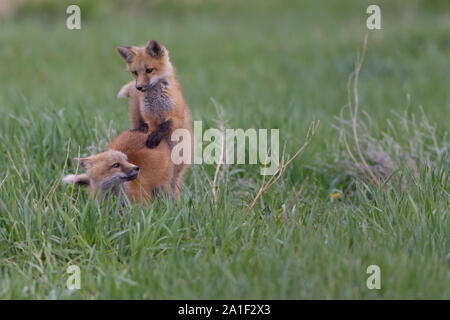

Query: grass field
[0,0,449,299]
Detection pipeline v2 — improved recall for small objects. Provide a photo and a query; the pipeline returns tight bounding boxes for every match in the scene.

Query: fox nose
[136,85,143,91]
[127,166,139,176]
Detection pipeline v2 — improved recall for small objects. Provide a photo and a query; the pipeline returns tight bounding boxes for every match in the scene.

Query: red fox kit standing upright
[116,40,193,198]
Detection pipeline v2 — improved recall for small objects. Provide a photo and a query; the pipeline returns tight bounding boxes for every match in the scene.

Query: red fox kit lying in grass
[116,39,193,196]
[63,121,175,204]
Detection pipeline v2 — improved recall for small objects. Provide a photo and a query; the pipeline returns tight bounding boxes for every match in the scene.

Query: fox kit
[63,121,175,203]
[116,39,192,195]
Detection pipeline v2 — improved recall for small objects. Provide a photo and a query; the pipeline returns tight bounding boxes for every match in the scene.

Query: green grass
[0,0,449,299]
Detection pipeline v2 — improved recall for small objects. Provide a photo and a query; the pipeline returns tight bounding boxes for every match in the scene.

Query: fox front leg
[146,119,172,148]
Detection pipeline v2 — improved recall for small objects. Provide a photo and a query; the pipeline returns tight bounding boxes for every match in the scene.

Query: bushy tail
[117,81,134,98]
[62,174,90,186]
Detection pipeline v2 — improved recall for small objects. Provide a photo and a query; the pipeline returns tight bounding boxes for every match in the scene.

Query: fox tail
[117,81,134,98]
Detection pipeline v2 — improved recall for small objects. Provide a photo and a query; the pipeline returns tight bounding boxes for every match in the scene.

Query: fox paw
[146,131,163,148]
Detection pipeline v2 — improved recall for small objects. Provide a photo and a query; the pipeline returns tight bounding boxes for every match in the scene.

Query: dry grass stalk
[65,144,82,207]
[335,37,447,195]
[0,174,8,192]
[247,120,320,213]
[43,138,71,206]
[344,34,379,185]
[279,176,309,222]
[6,148,24,185]
[209,98,228,207]
[211,123,225,206]
[15,136,30,180]
[286,176,309,210]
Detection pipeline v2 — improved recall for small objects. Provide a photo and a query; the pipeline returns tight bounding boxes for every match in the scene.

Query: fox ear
[145,40,164,58]
[73,157,91,170]
[116,46,135,63]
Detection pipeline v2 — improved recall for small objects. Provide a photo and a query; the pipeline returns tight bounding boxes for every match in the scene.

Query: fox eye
[111,163,120,169]
[146,68,154,74]
[132,71,138,76]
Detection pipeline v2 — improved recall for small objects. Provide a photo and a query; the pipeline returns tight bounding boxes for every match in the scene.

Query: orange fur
[107,130,174,202]
[116,40,193,196]
[64,130,174,204]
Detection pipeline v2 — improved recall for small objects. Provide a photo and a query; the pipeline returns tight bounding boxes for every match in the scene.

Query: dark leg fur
[146,119,173,148]
[131,122,149,133]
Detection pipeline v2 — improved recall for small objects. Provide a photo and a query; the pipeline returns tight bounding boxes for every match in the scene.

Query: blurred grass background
[0,0,448,299]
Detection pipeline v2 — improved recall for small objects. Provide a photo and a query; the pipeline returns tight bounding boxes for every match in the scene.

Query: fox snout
[121,164,139,181]
[136,77,150,91]
[135,82,150,91]
[127,166,139,175]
